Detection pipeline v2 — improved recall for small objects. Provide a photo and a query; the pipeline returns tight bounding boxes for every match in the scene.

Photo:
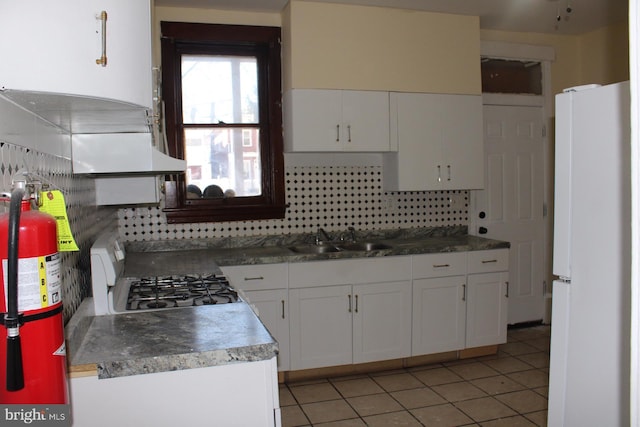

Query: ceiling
[155,0,628,35]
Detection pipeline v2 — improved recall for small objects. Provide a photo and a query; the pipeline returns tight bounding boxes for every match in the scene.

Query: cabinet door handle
[95,11,108,67]
[505,281,509,298]
[243,276,264,281]
[462,284,466,301]
[281,300,285,319]
[355,294,358,313]
[347,125,352,142]
[481,260,498,264]
[336,124,340,142]
[437,165,442,182]
[348,294,352,312]
[447,165,451,181]
[433,264,450,268]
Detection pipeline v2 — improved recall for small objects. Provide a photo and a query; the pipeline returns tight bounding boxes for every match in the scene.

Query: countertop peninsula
[66,300,278,379]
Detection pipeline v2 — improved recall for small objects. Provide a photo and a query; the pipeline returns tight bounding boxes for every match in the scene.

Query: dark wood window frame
[161,22,285,223]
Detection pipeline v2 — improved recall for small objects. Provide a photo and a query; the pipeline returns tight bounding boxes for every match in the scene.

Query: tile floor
[279,325,550,426]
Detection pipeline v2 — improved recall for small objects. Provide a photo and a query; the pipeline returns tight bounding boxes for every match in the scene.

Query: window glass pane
[181,55,259,124]
[184,128,262,198]
[481,58,542,95]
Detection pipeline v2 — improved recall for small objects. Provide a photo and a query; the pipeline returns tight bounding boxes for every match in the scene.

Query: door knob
[479,227,488,234]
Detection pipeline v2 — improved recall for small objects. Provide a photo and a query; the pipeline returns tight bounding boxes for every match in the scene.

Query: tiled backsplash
[0,138,469,323]
[0,141,116,322]
[119,154,470,242]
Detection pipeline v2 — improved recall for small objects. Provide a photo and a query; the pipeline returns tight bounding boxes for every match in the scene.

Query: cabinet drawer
[467,249,509,274]
[220,263,288,291]
[289,256,411,288]
[412,252,467,278]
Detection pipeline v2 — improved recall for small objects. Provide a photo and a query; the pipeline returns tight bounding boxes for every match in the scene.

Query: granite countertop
[211,234,509,266]
[66,227,508,381]
[66,300,278,380]
[124,226,510,267]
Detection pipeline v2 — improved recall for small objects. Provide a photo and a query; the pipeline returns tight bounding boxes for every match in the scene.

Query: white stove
[90,227,238,315]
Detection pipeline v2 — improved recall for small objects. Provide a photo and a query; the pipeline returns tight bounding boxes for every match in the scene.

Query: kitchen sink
[288,244,342,254]
[338,242,393,252]
[288,241,394,254]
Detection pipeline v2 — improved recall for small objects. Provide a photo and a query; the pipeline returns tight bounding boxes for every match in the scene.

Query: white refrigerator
[548,81,631,426]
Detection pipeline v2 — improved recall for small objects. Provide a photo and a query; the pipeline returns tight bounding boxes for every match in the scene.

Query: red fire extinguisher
[0,186,68,404]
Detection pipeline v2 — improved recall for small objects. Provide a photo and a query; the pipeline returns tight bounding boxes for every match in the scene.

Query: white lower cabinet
[412,276,466,355]
[288,257,412,370]
[352,281,412,363]
[411,252,467,355]
[241,288,290,370]
[220,263,290,371]
[466,250,509,348]
[289,285,353,369]
[411,249,509,356]
[222,249,509,372]
[466,271,509,347]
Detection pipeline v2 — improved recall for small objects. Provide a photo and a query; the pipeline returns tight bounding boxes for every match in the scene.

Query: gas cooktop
[90,227,240,315]
[126,274,238,311]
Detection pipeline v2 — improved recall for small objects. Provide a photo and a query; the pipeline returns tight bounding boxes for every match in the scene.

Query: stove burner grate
[126,274,238,311]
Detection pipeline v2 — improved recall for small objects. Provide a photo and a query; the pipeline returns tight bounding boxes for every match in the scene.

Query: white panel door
[352,281,412,363]
[473,105,545,325]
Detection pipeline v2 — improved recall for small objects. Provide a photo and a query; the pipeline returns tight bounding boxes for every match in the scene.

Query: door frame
[470,41,555,323]
[629,1,639,424]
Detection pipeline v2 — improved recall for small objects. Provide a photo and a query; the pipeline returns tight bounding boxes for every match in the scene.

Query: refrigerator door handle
[553,91,573,278]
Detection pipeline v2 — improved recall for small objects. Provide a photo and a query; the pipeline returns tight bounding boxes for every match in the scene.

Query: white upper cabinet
[384,92,484,191]
[0,0,153,109]
[284,89,390,152]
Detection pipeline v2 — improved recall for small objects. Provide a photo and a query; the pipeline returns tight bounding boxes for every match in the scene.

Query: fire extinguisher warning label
[2,253,61,312]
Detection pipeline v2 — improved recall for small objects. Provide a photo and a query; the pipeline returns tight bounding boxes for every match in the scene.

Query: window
[481,58,542,95]
[242,129,253,147]
[161,22,285,223]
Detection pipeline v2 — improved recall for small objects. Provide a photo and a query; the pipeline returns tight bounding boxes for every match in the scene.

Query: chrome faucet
[337,226,357,243]
[316,228,332,245]
[346,226,356,242]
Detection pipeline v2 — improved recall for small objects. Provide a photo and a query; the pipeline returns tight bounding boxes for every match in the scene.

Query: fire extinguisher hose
[5,187,25,391]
